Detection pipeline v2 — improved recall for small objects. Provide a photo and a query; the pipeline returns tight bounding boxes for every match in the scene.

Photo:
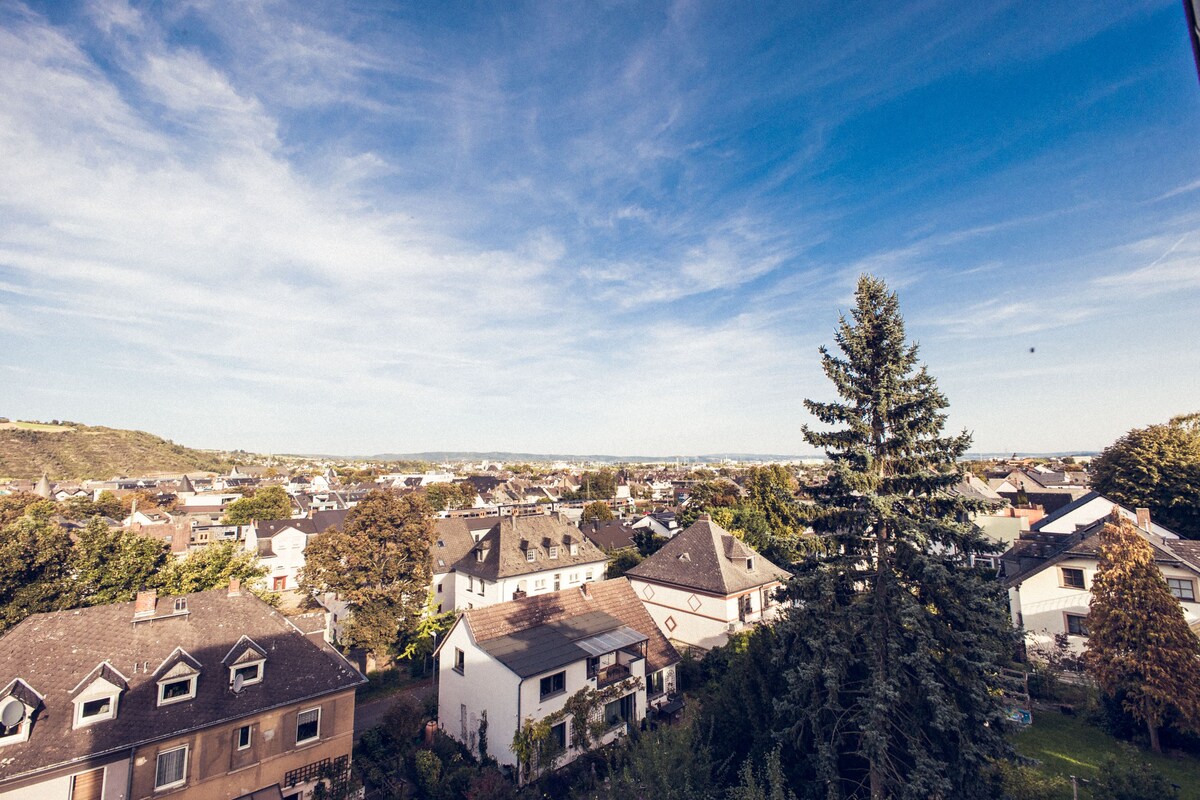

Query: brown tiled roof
[626,515,790,595]
[453,516,607,580]
[0,589,364,783]
[580,520,638,552]
[432,518,481,573]
[462,578,679,673]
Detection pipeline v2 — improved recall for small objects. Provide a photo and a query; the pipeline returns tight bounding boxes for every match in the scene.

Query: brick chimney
[134,590,157,618]
[580,583,591,599]
[698,513,711,522]
[228,578,242,597]
[1136,508,1152,531]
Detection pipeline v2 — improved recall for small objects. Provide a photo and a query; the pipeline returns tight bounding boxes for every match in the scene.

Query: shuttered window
[70,768,104,800]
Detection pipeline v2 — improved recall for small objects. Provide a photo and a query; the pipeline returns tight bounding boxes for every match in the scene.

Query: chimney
[1136,508,1151,531]
[228,578,242,597]
[698,513,711,522]
[580,583,591,599]
[134,590,157,618]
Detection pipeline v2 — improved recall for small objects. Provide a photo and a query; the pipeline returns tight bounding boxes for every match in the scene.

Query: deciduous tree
[158,540,272,600]
[1090,414,1200,537]
[0,501,72,631]
[68,518,168,606]
[1085,510,1200,753]
[300,491,435,665]
[580,501,614,523]
[776,275,1013,799]
[222,484,293,524]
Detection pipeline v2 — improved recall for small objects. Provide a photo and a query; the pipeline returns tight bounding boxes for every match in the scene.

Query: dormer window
[153,648,202,707]
[223,636,267,690]
[159,676,197,705]
[527,549,536,563]
[0,680,41,746]
[746,558,754,571]
[70,662,125,729]
[549,546,558,559]
[570,543,579,556]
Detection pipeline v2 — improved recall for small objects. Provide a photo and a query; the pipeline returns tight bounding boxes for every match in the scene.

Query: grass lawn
[0,421,73,432]
[1012,709,1200,799]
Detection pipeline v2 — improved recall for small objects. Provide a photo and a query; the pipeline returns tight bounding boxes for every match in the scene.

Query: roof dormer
[70,662,127,729]
[0,679,43,746]
[153,648,201,706]
[223,636,267,691]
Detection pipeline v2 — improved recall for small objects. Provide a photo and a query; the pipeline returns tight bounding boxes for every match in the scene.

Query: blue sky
[1,0,1198,457]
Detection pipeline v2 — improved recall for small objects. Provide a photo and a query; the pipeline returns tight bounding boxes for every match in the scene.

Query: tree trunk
[1148,720,1162,754]
[870,761,885,800]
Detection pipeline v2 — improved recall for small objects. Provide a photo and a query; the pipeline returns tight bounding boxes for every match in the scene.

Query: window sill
[540,690,566,702]
[452,667,464,676]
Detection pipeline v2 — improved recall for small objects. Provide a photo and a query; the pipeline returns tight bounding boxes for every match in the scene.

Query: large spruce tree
[775,275,1014,799]
[1085,510,1200,753]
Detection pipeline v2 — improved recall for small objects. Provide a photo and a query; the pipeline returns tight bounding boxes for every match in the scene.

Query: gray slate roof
[0,588,364,783]
[626,514,790,595]
[453,515,607,580]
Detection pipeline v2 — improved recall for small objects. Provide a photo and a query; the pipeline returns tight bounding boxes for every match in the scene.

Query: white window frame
[1167,577,1196,602]
[570,543,579,556]
[296,707,321,745]
[549,546,559,559]
[154,745,188,790]
[526,549,536,563]
[157,675,197,707]
[236,724,252,751]
[229,660,264,687]
[0,709,31,746]
[74,694,118,728]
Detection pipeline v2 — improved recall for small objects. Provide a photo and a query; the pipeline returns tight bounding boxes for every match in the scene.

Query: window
[154,745,188,790]
[746,558,754,571]
[1065,613,1089,637]
[647,670,665,697]
[540,671,566,699]
[570,543,579,556]
[526,549,536,563]
[437,583,443,593]
[569,572,579,583]
[232,662,263,686]
[604,694,634,729]
[454,648,465,674]
[157,676,196,706]
[1060,567,1085,589]
[534,578,546,590]
[80,697,112,722]
[584,570,593,582]
[549,721,566,751]
[273,576,287,591]
[296,708,320,744]
[236,724,252,750]
[549,546,558,559]
[477,580,485,597]
[1168,578,1196,602]
[70,767,104,800]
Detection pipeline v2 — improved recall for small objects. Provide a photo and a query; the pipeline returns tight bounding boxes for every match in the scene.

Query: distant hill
[0,420,233,480]
[363,451,824,464]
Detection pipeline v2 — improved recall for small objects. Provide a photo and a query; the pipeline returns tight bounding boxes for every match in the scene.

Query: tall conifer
[775,275,1013,799]
[1085,510,1200,753]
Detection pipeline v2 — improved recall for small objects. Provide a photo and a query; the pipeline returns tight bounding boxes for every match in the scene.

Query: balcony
[595,662,631,688]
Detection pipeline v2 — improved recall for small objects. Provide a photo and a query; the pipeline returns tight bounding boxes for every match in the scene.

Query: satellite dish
[231,673,245,694]
[0,698,25,728]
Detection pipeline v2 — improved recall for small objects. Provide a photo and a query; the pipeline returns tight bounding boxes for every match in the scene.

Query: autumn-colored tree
[300,491,435,666]
[158,540,273,601]
[67,518,168,607]
[1085,510,1200,752]
[580,501,614,523]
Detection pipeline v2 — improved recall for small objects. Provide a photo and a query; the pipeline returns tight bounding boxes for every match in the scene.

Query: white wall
[438,621,521,765]
[448,560,607,611]
[1013,557,1200,654]
[627,578,783,650]
[0,759,129,800]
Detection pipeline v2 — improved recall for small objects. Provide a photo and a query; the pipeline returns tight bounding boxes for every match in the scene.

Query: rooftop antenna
[0,697,25,729]
[231,673,246,694]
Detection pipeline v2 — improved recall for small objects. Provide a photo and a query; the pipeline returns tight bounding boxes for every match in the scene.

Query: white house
[245,510,349,592]
[1001,497,1200,654]
[437,515,609,612]
[625,514,790,650]
[435,579,680,778]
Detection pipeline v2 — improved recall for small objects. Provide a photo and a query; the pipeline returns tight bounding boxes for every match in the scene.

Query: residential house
[626,514,790,649]
[435,579,680,777]
[579,520,638,554]
[1001,499,1200,654]
[0,584,364,800]
[440,515,609,611]
[246,510,349,593]
[630,512,678,539]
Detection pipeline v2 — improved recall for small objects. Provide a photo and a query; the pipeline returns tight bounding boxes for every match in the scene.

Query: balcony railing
[285,754,349,788]
[596,662,631,688]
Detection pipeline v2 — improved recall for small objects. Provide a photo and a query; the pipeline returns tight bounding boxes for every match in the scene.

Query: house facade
[0,585,365,800]
[435,579,679,778]
[1001,499,1200,654]
[625,514,790,650]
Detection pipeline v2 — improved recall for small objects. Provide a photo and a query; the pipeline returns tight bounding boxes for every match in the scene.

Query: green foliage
[423,481,477,511]
[158,540,273,601]
[396,594,457,663]
[681,468,805,566]
[222,484,293,524]
[989,760,1070,800]
[0,501,72,631]
[1090,415,1200,537]
[571,469,618,500]
[414,749,443,797]
[606,549,643,578]
[1091,744,1181,800]
[68,517,168,606]
[581,501,615,523]
[579,721,716,800]
[777,275,1015,799]
[1085,511,1200,752]
[0,492,43,526]
[727,749,797,800]
[300,491,435,663]
[632,527,665,556]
